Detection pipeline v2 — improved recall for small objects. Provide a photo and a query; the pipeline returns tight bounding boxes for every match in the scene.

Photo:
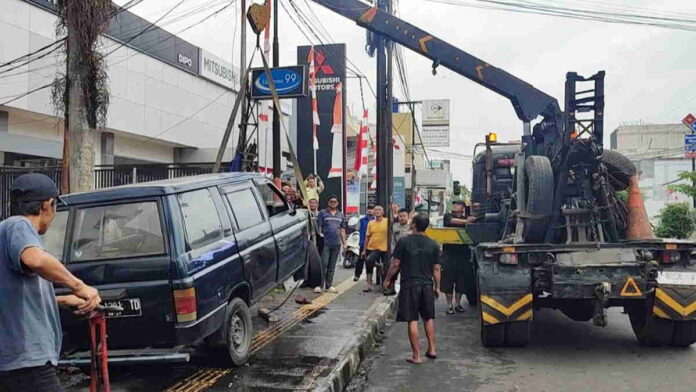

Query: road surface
[356,297,696,392]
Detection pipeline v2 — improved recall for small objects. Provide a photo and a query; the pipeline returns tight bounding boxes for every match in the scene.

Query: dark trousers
[0,364,63,392]
[321,244,341,288]
[365,250,388,284]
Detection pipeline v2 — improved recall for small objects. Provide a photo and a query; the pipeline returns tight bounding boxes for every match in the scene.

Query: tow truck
[310,0,696,347]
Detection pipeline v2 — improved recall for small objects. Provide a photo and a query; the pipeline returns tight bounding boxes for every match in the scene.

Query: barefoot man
[384,213,441,364]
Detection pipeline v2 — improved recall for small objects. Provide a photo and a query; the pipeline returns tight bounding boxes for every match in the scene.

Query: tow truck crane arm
[309,0,561,123]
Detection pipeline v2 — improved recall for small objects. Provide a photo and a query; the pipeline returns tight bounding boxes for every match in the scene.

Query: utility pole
[375,0,393,215]
[375,0,393,253]
[272,0,281,183]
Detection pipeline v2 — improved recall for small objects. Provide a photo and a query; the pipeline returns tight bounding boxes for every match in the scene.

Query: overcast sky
[115,0,696,187]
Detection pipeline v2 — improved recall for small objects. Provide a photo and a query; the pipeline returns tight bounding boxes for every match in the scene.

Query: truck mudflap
[480,292,533,325]
[475,247,533,347]
[652,287,696,321]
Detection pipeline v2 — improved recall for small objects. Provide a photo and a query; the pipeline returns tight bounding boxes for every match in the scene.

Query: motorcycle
[343,216,360,268]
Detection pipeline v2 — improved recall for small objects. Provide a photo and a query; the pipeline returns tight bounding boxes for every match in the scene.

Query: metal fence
[1,163,216,220]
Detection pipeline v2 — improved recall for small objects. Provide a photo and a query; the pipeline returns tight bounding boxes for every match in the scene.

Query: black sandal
[455,305,466,313]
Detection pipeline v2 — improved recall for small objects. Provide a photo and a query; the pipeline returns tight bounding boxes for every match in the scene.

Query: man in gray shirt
[0,174,101,392]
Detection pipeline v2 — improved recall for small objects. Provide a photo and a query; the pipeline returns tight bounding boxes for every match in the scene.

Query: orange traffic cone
[626,175,654,240]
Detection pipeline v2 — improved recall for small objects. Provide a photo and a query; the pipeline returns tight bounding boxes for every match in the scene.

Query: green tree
[668,171,696,199]
[655,202,696,239]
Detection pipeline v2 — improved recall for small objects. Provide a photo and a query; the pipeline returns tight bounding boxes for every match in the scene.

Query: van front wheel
[224,297,252,366]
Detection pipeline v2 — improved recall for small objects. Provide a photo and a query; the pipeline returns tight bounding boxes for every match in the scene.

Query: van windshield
[71,201,165,262]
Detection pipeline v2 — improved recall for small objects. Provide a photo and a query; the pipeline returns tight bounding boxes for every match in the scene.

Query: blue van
[44,173,321,365]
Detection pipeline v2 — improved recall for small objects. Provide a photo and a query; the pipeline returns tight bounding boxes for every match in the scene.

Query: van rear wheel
[224,297,252,366]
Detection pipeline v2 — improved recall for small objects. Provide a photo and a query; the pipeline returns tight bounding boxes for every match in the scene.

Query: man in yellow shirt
[362,205,388,292]
[303,174,324,205]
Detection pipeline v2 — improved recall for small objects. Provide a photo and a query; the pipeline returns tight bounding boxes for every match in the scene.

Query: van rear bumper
[175,302,227,345]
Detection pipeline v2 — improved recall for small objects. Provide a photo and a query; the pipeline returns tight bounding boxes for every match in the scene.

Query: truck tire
[627,299,674,347]
[671,321,696,347]
[300,241,323,288]
[603,150,636,191]
[223,297,252,366]
[505,321,531,347]
[480,322,506,348]
[523,156,554,242]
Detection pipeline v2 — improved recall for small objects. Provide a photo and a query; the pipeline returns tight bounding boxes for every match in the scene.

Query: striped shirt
[317,209,346,246]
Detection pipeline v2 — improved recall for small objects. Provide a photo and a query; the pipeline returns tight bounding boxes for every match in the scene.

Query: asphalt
[62,265,396,392]
[356,297,696,392]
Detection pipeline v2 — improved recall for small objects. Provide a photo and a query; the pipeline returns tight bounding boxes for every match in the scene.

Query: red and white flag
[308,47,320,150]
[328,82,343,179]
[354,110,369,177]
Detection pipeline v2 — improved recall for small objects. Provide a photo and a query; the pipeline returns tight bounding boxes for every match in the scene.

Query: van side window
[178,189,223,250]
[42,210,69,260]
[256,183,289,217]
[71,202,165,261]
[226,188,264,231]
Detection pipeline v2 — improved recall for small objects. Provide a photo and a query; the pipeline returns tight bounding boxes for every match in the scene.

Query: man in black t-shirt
[384,213,441,364]
[442,200,475,314]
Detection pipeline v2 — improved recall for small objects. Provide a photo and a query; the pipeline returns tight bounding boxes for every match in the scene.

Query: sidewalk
[63,266,396,392]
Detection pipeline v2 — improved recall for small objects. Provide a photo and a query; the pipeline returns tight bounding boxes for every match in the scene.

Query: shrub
[654,202,696,239]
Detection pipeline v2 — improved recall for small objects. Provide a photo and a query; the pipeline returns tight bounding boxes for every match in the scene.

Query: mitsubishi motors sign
[199,49,240,90]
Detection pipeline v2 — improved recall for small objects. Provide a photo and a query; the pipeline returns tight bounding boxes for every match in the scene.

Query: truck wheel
[627,300,674,347]
[602,150,636,190]
[523,156,554,242]
[671,321,696,347]
[505,321,531,347]
[466,292,478,306]
[304,242,323,288]
[479,305,505,347]
[223,297,252,366]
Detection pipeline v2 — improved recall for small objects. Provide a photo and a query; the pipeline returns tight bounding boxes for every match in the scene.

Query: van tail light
[662,251,681,264]
[173,288,197,322]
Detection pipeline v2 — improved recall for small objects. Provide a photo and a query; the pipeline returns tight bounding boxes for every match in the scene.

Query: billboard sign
[421,125,450,147]
[422,99,450,147]
[422,99,450,126]
[199,49,239,90]
[685,134,696,159]
[251,66,307,99]
[297,44,346,208]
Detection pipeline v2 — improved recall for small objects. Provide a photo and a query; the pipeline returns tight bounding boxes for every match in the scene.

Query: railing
[1,163,217,220]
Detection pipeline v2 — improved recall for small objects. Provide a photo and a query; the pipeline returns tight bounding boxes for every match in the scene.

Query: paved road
[359,297,696,392]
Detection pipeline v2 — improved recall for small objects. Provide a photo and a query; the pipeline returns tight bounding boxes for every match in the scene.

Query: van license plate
[657,271,696,286]
[104,298,142,318]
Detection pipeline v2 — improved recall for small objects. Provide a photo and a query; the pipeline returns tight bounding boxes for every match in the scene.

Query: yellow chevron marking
[419,35,433,53]
[517,309,533,321]
[480,294,533,317]
[482,311,501,325]
[656,288,696,317]
[359,7,378,24]
[620,276,642,297]
[475,63,491,79]
[653,306,671,320]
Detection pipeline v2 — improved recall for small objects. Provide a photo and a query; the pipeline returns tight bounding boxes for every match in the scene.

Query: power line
[425,0,696,32]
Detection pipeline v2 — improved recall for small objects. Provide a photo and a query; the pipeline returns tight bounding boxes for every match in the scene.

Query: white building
[610,124,693,220]
[0,0,290,169]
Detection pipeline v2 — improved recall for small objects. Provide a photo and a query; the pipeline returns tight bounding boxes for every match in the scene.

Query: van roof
[61,172,262,205]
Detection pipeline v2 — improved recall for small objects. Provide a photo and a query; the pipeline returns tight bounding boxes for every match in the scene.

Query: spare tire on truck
[523,155,554,243]
[603,150,636,191]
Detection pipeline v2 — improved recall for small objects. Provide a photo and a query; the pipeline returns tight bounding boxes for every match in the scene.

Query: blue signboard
[251,66,307,100]
[685,135,696,151]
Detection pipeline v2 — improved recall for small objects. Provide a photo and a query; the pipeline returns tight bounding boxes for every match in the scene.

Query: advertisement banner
[251,66,307,99]
[297,44,346,208]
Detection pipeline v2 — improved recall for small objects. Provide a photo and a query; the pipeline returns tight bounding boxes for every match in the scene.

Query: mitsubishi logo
[314,50,334,76]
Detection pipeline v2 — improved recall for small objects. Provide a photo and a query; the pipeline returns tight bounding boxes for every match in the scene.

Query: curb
[314,294,397,392]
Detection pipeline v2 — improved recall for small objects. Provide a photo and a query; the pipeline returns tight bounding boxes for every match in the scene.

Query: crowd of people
[279,174,478,365]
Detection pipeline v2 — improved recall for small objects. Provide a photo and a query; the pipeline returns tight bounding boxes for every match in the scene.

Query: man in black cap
[0,173,101,392]
[441,200,476,315]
